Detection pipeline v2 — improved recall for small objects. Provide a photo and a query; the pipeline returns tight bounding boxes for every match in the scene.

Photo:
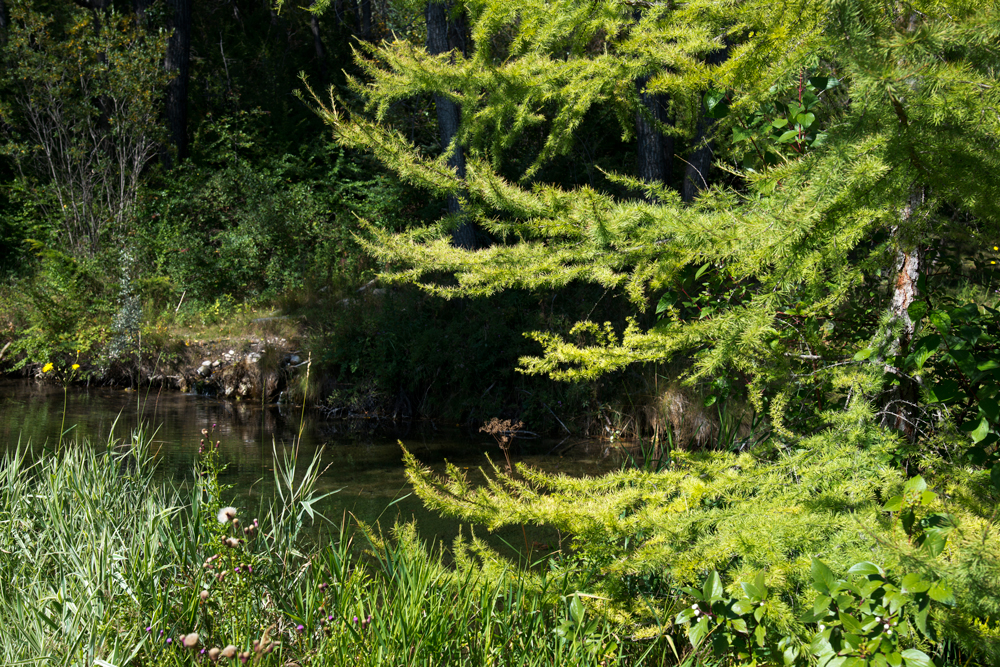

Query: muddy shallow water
[0,379,622,552]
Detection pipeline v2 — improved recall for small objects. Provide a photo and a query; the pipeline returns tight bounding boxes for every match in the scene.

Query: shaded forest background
[0,0,662,433]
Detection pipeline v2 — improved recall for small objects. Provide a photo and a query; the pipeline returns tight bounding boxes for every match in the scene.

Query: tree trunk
[310,1,328,83]
[635,74,673,195]
[0,0,8,46]
[879,8,926,439]
[682,47,728,202]
[132,0,152,26]
[164,0,192,163]
[426,0,475,249]
[361,0,372,38]
[880,187,924,439]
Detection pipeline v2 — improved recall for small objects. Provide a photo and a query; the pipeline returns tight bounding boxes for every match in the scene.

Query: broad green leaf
[882,495,903,511]
[907,300,928,322]
[740,580,762,599]
[755,623,766,647]
[919,531,946,557]
[914,605,929,636]
[705,90,730,119]
[970,417,990,444]
[796,112,816,128]
[928,379,959,403]
[730,618,748,634]
[886,590,908,613]
[980,395,1000,422]
[928,310,951,334]
[847,561,884,577]
[928,581,955,605]
[703,570,724,601]
[903,476,928,493]
[570,595,585,623]
[901,648,933,667]
[902,573,930,593]
[777,129,799,143]
[655,292,676,315]
[688,616,710,647]
[812,559,836,594]
[772,117,788,128]
[839,611,864,634]
[853,347,873,361]
[978,358,1000,371]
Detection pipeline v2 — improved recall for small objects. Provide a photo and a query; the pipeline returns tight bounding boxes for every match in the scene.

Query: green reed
[0,426,695,667]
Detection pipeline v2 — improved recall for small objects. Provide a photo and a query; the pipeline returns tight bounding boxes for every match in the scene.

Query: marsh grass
[0,427,678,666]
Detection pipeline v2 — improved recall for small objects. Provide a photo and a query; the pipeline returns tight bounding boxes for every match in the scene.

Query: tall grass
[0,429,687,666]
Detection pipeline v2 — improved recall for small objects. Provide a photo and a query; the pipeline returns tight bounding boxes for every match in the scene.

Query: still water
[0,379,621,551]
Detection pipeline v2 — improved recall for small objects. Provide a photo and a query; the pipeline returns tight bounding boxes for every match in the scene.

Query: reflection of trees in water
[315,418,414,441]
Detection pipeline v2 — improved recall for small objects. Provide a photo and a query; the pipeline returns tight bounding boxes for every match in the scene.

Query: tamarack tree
[306,0,1000,442]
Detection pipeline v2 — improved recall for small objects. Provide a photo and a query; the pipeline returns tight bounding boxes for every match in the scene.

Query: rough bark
[165,0,192,163]
[426,0,475,249]
[635,74,673,195]
[880,8,925,439]
[880,188,924,439]
[682,47,728,202]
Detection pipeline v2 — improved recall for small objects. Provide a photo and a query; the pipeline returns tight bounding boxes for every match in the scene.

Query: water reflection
[0,379,621,551]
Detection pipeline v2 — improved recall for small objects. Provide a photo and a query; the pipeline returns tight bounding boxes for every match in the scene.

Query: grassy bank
[0,429,670,667]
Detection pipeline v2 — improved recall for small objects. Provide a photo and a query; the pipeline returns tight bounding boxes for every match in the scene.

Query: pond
[0,379,623,554]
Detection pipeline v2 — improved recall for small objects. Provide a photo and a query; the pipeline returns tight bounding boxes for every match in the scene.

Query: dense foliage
[5,0,1000,664]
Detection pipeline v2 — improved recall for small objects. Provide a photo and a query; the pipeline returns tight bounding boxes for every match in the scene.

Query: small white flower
[884,623,890,630]
[759,601,765,606]
[818,624,825,631]
[886,629,892,635]
[694,609,701,616]
[692,603,699,610]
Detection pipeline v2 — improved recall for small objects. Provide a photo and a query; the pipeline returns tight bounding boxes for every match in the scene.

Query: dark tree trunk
[426,0,475,249]
[635,74,673,195]
[310,1,328,83]
[165,0,192,163]
[361,0,372,37]
[132,0,152,26]
[682,47,728,202]
[350,0,361,34]
[0,0,8,46]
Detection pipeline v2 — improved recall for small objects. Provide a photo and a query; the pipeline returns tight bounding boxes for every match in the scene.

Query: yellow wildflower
[71,364,80,371]
[42,362,54,373]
